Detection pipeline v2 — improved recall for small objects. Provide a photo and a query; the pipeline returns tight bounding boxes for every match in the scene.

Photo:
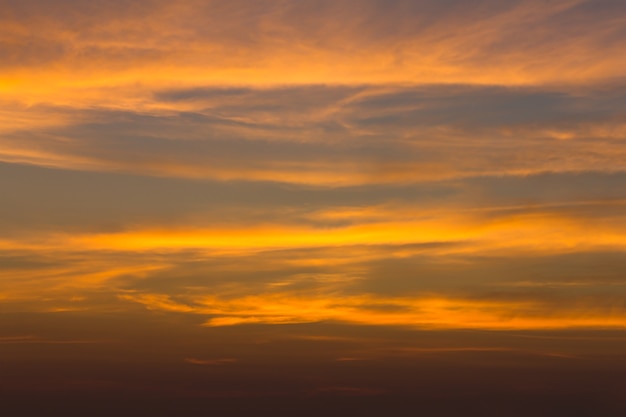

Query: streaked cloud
[184,357,237,365]
[1,84,625,185]
[114,290,626,330]
[2,0,626,100]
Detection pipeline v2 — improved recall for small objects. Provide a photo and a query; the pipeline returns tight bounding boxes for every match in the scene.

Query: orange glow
[69,212,626,253]
[117,291,626,331]
[2,206,626,256]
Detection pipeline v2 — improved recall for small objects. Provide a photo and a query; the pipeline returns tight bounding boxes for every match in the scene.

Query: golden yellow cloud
[118,291,626,330]
[2,0,626,110]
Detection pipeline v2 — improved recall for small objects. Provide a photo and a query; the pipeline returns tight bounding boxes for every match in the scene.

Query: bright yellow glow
[2,207,626,257]
[69,212,626,253]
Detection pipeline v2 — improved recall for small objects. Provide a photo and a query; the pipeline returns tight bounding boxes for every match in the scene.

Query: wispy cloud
[2,84,625,185]
[113,290,626,331]
[3,0,625,99]
[184,357,237,365]
[0,335,108,344]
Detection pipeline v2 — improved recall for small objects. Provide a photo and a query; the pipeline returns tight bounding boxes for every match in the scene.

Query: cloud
[306,386,386,396]
[0,335,106,344]
[184,357,237,365]
[2,84,626,186]
[2,0,626,97]
[2,168,625,314]
[114,290,626,331]
[118,293,195,313]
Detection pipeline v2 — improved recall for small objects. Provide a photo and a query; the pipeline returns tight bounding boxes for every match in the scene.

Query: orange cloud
[2,0,625,105]
[65,210,626,255]
[117,293,195,313]
[118,290,626,331]
[2,83,626,186]
[2,202,626,258]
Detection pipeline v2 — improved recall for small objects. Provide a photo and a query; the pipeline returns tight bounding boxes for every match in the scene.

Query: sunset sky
[2,1,626,416]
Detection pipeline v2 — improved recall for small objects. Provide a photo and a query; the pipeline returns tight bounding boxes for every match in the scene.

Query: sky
[1,1,626,416]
